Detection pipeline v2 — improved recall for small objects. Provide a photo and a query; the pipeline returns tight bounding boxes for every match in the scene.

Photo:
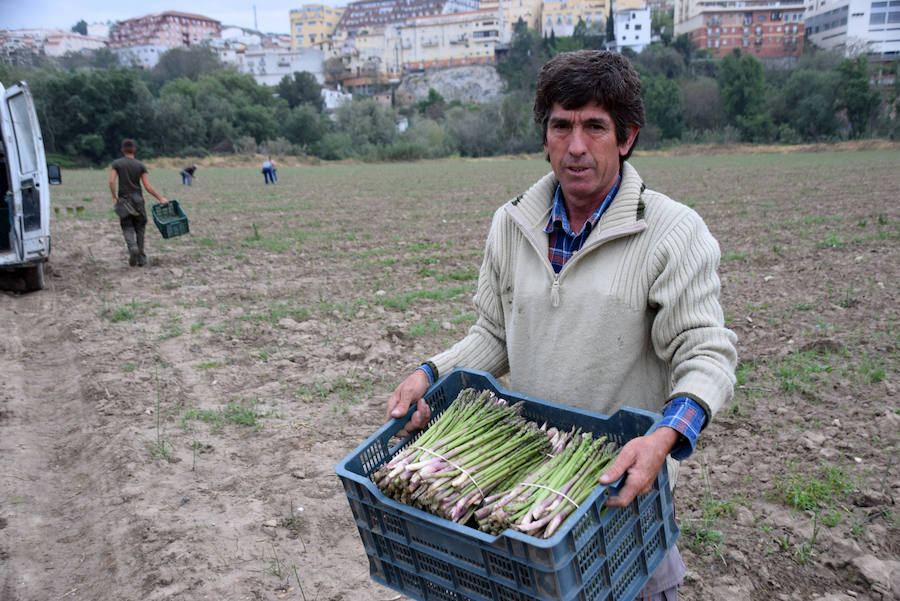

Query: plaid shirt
[544,178,620,274]
[542,180,706,459]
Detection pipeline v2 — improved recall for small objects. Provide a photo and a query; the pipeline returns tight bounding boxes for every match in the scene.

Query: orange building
[674,0,804,58]
[108,11,221,49]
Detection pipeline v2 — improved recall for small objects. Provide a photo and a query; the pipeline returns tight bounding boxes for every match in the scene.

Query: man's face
[543,101,638,209]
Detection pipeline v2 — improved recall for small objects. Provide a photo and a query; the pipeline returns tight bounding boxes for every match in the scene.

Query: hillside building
[804,0,900,58]
[108,11,221,50]
[107,11,222,69]
[235,47,326,86]
[0,29,107,58]
[42,31,109,56]
[481,0,544,38]
[612,6,652,52]
[291,4,346,49]
[541,0,608,37]
[320,0,505,91]
[674,0,805,57]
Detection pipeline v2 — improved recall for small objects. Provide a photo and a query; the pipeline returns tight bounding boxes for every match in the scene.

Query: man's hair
[533,50,645,161]
[121,139,137,152]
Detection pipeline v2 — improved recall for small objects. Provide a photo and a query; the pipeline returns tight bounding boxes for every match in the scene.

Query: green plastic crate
[151,200,189,239]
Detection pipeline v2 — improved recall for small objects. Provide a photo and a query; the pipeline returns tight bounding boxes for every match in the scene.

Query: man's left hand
[599,427,679,507]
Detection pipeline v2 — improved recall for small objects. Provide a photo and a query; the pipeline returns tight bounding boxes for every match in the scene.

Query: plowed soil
[1,148,898,601]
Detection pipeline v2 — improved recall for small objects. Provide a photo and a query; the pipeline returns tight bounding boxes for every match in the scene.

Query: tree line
[1,24,897,166]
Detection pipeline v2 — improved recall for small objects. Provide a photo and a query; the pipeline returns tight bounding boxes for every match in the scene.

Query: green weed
[376,284,473,311]
[105,300,144,322]
[821,233,846,248]
[722,250,748,262]
[776,461,855,512]
[409,319,441,338]
[181,398,275,432]
[193,360,228,369]
[771,349,837,395]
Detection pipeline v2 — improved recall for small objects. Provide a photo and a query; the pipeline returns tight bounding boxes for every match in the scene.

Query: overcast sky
[0,0,345,35]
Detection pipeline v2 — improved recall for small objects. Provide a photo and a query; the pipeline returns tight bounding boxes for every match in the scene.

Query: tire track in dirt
[0,284,123,600]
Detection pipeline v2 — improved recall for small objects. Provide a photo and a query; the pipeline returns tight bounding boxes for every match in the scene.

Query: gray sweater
[429,162,737,470]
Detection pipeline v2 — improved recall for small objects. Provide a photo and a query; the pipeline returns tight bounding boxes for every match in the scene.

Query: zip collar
[504,162,649,306]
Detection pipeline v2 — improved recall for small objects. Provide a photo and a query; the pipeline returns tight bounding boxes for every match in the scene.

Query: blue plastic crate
[151,200,189,239]
[335,368,679,601]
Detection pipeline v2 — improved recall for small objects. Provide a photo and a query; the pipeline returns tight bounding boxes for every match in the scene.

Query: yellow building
[482,0,544,38]
[398,9,501,71]
[541,0,609,36]
[290,4,345,49]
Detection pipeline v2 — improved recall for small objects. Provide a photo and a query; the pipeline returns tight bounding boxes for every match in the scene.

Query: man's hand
[159,197,169,205]
[599,427,679,507]
[386,369,432,438]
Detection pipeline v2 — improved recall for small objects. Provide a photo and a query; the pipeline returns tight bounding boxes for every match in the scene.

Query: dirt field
[1,148,898,601]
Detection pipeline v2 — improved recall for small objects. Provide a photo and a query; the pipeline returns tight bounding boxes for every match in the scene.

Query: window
[7,93,39,176]
[871,11,886,23]
[636,24,642,29]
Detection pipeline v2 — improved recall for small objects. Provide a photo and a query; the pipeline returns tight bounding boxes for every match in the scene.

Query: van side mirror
[48,164,62,185]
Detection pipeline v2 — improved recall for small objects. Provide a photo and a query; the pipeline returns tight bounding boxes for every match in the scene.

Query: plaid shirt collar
[543,174,621,237]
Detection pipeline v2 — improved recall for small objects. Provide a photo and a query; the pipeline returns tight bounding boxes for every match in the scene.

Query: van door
[1,82,50,265]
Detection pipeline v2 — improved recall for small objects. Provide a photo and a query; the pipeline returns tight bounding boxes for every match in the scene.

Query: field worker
[386,50,737,600]
[262,157,276,184]
[181,164,197,186]
[109,139,168,267]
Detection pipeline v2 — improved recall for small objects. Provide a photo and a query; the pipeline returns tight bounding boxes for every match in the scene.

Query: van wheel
[23,263,45,291]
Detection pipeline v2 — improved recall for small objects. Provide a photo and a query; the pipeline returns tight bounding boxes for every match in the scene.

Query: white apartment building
[113,45,170,69]
[43,31,108,56]
[0,29,107,58]
[613,6,652,51]
[805,0,900,57]
[236,47,326,86]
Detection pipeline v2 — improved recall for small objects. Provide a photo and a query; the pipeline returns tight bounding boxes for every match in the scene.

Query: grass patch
[104,300,147,322]
[181,398,275,433]
[408,319,441,338]
[776,461,856,512]
[770,349,840,396]
[375,284,473,311]
[193,360,228,369]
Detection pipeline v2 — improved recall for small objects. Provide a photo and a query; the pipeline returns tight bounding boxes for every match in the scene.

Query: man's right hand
[386,369,432,438]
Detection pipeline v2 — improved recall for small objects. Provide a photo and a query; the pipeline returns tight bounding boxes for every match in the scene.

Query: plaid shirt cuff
[651,396,707,460]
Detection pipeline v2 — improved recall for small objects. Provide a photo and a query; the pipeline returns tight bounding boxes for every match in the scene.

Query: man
[386,50,737,600]
[262,157,276,184]
[181,164,197,186]
[109,139,168,267]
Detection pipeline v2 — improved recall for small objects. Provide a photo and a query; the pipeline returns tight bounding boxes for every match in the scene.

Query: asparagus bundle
[373,387,619,538]
[373,388,552,524]
[475,431,617,538]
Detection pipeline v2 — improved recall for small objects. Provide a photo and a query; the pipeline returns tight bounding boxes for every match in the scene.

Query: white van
[0,80,60,292]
